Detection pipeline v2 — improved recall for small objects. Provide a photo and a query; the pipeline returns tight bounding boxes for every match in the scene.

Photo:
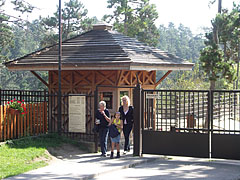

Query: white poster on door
[68,96,86,133]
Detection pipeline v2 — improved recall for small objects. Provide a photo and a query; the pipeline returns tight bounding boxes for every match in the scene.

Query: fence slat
[39,102,42,133]
[33,103,36,135]
[7,110,10,139]
[0,105,3,141]
[14,113,17,138]
[27,104,29,136]
[24,106,27,136]
[44,102,47,133]
[21,113,23,137]
[30,104,32,135]
[4,106,6,141]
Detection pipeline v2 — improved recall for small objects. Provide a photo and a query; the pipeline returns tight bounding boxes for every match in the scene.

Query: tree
[156,23,207,90]
[104,0,159,47]
[41,0,97,46]
[200,3,240,90]
[158,63,208,90]
[158,23,205,62]
[200,44,236,90]
[0,0,35,61]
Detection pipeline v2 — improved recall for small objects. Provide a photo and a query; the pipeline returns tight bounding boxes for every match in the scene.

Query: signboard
[146,94,160,99]
[68,96,86,133]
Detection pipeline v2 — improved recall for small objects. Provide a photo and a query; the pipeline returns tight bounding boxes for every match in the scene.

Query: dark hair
[114,112,121,119]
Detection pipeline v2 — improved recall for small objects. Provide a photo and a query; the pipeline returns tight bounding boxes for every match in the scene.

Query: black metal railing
[143,90,240,134]
[0,89,95,143]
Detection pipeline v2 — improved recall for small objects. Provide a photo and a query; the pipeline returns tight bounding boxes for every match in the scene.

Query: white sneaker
[123,151,127,155]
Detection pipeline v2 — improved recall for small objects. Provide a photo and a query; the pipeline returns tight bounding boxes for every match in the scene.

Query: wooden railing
[0,102,47,141]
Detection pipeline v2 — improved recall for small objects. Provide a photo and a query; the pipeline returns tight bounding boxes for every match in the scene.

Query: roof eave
[5,62,194,71]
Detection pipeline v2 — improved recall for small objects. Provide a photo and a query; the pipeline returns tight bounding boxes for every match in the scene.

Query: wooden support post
[30,71,49,88]
[133,83,142,156]
[155,70,172,88]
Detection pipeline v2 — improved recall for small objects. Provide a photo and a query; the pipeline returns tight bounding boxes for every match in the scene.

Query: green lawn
[0,134,84,179]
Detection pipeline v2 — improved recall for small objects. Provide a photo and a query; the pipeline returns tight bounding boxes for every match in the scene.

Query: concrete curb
[80,157,159,180]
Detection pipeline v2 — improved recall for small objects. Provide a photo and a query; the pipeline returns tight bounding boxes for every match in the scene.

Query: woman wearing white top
[118,95,134,154]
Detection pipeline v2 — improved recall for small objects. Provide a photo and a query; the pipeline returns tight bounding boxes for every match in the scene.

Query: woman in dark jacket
[96,101,111,157]
[118,95,133,154]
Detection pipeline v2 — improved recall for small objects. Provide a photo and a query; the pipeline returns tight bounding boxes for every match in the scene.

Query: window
[99,92,113,109]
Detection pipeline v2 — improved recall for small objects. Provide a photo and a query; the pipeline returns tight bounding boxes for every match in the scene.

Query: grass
[0,133,87,179]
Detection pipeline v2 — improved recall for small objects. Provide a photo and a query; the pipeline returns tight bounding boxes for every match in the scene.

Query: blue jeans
[123,124,133,151]
[99,127,109,155]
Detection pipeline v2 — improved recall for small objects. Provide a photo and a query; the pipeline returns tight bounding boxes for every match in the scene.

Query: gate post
[94,88,98,152]
[133,84,142,156]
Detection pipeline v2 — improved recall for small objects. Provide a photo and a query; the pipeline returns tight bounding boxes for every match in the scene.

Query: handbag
[109,124,120,138]
[92,124,99,133]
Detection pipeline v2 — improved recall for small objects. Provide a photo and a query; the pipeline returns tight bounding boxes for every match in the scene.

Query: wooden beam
[154,70,172,88]
[30,71,49,88]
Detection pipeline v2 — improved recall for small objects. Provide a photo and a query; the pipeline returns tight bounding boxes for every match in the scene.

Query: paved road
[93,157,240,180]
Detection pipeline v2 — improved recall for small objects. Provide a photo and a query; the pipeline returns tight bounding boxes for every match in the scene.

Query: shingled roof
[4,24,194,71]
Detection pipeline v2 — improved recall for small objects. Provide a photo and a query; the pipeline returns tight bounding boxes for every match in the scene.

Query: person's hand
[100,110,106,116]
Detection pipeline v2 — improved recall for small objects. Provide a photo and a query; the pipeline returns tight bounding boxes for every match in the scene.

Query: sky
[3,0,240,34]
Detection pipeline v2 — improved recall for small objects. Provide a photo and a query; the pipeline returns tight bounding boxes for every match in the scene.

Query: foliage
[158,23,205,62]
[0,0,35,62]
[156,23,207,90]
[7,98,26,114]
[199,3,240,90]
[200,44,236,89]
[104,0,159,47]
[40,0,97,46]
[157,63,209,90]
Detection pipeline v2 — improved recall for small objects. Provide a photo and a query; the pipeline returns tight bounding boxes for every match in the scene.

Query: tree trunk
[210,80,216,90]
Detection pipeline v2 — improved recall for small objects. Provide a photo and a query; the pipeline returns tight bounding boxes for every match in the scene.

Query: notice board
[68,96,86,133]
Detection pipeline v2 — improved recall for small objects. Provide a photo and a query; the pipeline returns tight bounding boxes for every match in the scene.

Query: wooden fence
[0,102,47,141]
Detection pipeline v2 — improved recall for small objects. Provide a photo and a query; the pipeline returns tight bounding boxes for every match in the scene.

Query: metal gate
[140,89,240,160]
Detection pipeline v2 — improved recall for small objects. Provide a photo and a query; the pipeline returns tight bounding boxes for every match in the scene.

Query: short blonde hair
[99,101,106,108]
[121,95,130,106]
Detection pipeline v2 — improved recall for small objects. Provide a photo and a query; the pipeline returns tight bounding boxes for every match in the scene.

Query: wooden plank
[27,104,29,135]
[4,106,7,141]
[36,103,39,135]
[39,102,42,134]
[44,102,47,133]
[155,70,172,88]
[30,71,49,88]
[14,113,17,138]
[30,104,33,135]
[7,110,10,140]
[17,109,20,138]
[33,103,36,135]
[42,102,45,133]
[10,113,14,139]
[20,112,23,138]
[0,105,2,141]
[24,105,27,137]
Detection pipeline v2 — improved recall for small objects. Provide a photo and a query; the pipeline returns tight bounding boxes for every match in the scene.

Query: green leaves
[105,0,159,47]
[40,0,96,46]
[200,3,240,89]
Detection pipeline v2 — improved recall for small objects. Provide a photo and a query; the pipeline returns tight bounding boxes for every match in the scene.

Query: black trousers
[99,127,109,155]
[123,123,133,151]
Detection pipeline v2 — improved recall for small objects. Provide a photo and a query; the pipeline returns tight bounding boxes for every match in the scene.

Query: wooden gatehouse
[4,23,194,143]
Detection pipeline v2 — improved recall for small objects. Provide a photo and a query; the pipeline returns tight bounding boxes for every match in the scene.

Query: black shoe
[101,154,107,157]
[116,152,120,158]
[110,152,114,159]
